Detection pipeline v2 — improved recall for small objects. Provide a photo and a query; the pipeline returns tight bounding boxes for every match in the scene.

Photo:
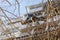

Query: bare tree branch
[2,0,12,5]
[16,0,20,17]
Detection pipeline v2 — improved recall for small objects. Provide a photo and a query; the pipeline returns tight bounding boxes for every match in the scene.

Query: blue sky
[0,0,45,20]
[0,0,43,15]
[20,0,42,14]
